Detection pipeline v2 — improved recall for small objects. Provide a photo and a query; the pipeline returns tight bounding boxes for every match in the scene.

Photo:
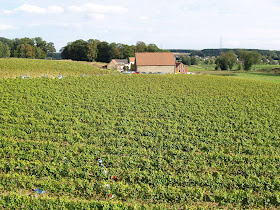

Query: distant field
[187,64,216,72]
[0,58,111,78]
[252,64,280,71]
[187,64,280,72]
[186,64,280,82]
[231,72,280,82]
[198,72,280,83]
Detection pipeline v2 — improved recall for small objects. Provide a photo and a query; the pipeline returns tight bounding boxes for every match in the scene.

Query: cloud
[0,24,16,30]
[68,3,128,15]
[139,16,148,20]
[88,13,105,20]
[3,4,64,15]
[16,4,46,14]
[48,6,64,14]
[66,3,128,21]
[67,5,83,13]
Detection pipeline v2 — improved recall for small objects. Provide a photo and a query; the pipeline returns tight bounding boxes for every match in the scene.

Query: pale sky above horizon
[1,0,280,52]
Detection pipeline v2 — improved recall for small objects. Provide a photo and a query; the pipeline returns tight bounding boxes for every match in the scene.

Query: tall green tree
[10,37,55,59]
[96,41,112,63]
[87,39,99,61]
[14,43,35,58]
[34,37,47,51]
[0,41,10,58]
[110,42,122,59]
[147,44,160,52]
[0,37,13,50]
[33,37,56,58]
[60,39,98,61]
[190,56,199,65]
[70,40,89,61]
[46,42,56,58]
[60,44,71,60]
[121,44,134,59]
[215,51,237,70]
[34,46,46,59]
[181,56,191,66]
[238,50,261,70]
[136,41,147,52]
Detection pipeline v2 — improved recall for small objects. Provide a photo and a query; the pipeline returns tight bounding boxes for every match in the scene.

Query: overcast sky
[1,0,280,52]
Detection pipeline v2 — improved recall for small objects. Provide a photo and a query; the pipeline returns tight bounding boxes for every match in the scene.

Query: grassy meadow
[0,58,279,209]
[187,64,280,82]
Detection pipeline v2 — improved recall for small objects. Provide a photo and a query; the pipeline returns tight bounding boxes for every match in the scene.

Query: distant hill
[169,49,280,57]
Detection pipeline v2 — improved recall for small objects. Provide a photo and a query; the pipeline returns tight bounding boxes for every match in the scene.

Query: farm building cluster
[107,52,188,74]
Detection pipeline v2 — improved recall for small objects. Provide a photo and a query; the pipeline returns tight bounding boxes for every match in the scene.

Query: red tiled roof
[114,59,129,64]
[176,62,182,67]
[135,52,175,66]
[129,57,135,63]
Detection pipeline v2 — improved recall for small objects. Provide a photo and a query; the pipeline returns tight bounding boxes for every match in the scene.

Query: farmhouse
[175,62,187,74]
[107,59,129,71]
[135,52,176,73]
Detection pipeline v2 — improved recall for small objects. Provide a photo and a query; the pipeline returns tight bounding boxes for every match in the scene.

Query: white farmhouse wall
[129,62,135,70]
[137,66,175,73]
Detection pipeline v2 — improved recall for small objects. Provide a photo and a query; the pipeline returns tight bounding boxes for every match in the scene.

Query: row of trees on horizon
[60,39,168,63]
[0,37,56,59]
[0,37,168,62]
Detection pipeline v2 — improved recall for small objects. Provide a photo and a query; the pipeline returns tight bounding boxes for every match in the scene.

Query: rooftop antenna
[220,35,223,49]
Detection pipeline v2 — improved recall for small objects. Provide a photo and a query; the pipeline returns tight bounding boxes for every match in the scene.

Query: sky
[1,0,280,52]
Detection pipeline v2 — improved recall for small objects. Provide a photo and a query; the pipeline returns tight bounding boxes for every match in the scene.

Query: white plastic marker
[96,158,114,198]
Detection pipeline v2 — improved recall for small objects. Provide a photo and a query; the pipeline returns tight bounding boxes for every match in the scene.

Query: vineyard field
[0,74,279,209]
[0,58,110,78]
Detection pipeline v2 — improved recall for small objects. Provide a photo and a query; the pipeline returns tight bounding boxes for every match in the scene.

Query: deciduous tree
[0,41,10,58]
[96,41,112,63]
[215,51,237,70]
[136,41,147,52]
[238,50,261,70]
[181,56,191,66]
[147,44,160,52]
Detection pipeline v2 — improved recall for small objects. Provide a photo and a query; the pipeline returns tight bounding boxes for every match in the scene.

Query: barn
[135,52,176,74]
[107,59,129,71]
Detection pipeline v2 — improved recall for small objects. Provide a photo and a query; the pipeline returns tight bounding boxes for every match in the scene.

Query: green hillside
[0,74,279,209]
[0,58,110,78]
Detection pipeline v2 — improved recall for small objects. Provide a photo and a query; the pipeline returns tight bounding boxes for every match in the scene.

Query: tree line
[171,48,280,60]
[0,37,56,59]
[60,40,168,63]
[215,50,263,70]
[178,50,263,70]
